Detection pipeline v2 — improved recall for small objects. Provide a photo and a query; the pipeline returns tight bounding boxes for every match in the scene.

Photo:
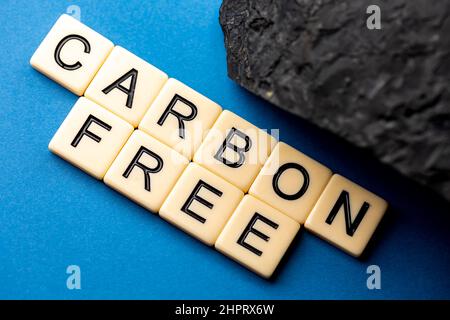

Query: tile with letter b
[48,97,134,179]
[160,163,244,246]
[30,14,114,95]
[85,46,168,127]
[139,78,222,159]
[103,130,189,213]
[305,174,388,257]
[249,142,332,223]
[215,195,300,278]
[193,110,277,192]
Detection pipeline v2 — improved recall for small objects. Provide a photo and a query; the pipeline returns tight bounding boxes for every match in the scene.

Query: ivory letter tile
[305,174,388,257]
[48,97,133,179]
[160,163,244,245]
[30,14,113,95]
[215,195,300,278]
[104,130,189,212]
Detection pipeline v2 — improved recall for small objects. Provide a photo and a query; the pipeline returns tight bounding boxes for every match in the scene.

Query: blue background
[0,0,449,299]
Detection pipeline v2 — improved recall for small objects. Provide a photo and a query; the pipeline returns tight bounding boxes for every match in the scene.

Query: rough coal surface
[220,0,450,201]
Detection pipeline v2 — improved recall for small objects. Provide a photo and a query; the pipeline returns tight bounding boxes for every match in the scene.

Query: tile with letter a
[103,130,189,213]
[305,174,388,257]
[139,78,222,159]
[249,142,332,223]
[48,97,134,179]
[160,163,244,246]
[193,110,277,192]
[215,195,300,278]
[30,14,114,95]
[85,46,168,127]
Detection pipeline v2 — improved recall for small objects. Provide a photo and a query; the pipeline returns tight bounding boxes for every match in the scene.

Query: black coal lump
[219,0,450,202]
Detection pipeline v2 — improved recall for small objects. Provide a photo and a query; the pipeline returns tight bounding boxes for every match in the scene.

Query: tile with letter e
[30,14,113,95]
[305,174,388,257]
[160,163,244,246]
[85,46,168,127]
[249,142,332,223]
[139,78,222,159]
[48,97,134,179]
[215,195,300,278]
[194,110,277,192]
[104,130,189,213]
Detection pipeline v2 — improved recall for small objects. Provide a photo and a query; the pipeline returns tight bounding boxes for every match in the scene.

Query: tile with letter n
[85,46,168,127]
[103,130,189,213]
[48,97,134,179]
[160,162,244,246]
[215,195,300,278]
[305,174,388,257]
[30,14,113,95]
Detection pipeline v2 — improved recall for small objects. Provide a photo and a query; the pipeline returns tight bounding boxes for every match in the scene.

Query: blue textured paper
[0,0,449,299]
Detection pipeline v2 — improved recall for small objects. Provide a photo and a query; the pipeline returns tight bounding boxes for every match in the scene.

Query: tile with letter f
[48,97,134,179]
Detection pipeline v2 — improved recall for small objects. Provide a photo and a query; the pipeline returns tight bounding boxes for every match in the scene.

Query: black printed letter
[214,127,252,168]
[272,163,310,200]
[157,94,198,139]
[54,34,91,70]
[122,146,163,191]
[237,213,279,256]
[102,68,138,108]
[71,115,111,147]
[325,190,370,236]
[181,180,223,223]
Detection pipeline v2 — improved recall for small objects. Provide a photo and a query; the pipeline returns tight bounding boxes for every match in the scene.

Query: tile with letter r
[193,110,277,192]
[139,78,222,159]
[103,130,189,213]
[85,46,168,127]
[48,97,134,179]
[160,162,244,246]
[30,14,114,95]
[215,195,300,278]
[305,174,388,257]
[249,142,332,223]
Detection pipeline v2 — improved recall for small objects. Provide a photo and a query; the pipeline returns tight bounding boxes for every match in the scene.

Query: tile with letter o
[139,78,222,159]
[48,97,134,179]
[249,142,332,223]
[215,195,300,278]
[30,14,113,95]
[160,163,244,246]
[305,174,388,257]
[103,130,189,213]
[85,46,168,127]
[193,110,277,192]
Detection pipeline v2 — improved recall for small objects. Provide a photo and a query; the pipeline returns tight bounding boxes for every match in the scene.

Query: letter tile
[138,78,222,159]
[48,97,134,179]
[30,14,114,95]
[193,110,277,192]
[103,130,189,212]
[160,163,244,246]
[249,142,332,223]
[85,46,168,127]
[215,195,300,278]
[305,174,388,257]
